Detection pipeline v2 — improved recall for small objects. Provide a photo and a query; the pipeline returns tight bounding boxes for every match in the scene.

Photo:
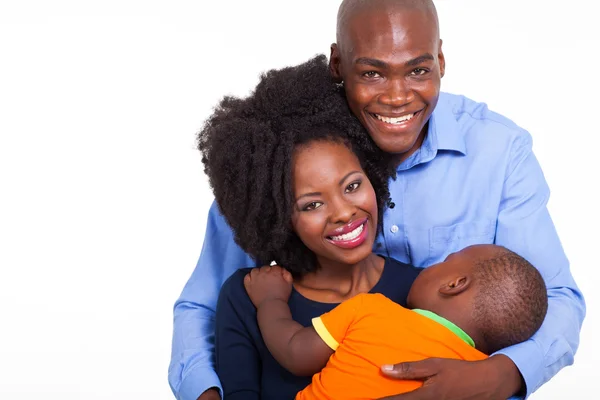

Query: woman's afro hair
[198,55,393,276]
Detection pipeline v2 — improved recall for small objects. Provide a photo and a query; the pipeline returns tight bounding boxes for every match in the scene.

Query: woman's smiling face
[291,139,378,268]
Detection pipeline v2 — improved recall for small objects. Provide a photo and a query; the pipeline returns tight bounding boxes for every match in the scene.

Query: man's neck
[392,123,428,168]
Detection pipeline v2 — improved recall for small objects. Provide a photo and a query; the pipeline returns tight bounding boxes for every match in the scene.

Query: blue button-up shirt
[168,92,585,400]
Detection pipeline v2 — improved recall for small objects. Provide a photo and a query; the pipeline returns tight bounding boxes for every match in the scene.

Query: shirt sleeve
[215,270,261,400]
[492,131,586,398]
[168,201,256,400]
[312,293,369,351]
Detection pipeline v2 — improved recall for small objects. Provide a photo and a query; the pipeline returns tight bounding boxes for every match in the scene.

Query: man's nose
[379,78,414,107]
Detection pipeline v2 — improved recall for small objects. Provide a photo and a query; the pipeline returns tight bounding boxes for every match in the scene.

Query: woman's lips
[326,220,369,249]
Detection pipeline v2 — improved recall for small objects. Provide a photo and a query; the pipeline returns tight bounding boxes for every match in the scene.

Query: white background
[0,0,598,399]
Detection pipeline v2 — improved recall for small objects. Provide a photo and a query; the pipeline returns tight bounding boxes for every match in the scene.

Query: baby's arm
[244,266,334,376]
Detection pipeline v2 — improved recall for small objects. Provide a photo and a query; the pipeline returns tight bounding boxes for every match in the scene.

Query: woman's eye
[303,202,323,211]
[345,182,360,192]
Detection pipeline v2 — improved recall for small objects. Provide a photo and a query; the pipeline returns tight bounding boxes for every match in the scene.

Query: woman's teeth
[330,223,364,241]
[375,113,414,124]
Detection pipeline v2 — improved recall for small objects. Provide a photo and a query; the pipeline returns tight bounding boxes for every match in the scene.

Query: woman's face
[291,140,378,268]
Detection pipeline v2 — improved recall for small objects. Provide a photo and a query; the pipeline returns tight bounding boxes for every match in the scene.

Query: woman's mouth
[326,220,369,249]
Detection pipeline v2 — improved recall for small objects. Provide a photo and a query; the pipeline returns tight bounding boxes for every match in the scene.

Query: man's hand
[377,355,523,400]
[244,265,293,308]
[197,388,220,400]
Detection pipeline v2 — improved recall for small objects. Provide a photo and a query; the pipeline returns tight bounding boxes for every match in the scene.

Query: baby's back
[297,293,487,400]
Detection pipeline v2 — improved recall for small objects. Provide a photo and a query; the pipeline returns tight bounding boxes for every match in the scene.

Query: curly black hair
[198,55,393,276]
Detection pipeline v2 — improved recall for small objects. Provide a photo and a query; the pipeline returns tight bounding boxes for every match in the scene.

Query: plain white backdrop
[0,0,598,398]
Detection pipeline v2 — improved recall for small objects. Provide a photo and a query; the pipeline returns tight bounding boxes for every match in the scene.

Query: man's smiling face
[330,3,445,164]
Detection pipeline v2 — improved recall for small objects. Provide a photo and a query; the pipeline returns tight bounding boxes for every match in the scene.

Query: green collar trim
[412,309,475,348]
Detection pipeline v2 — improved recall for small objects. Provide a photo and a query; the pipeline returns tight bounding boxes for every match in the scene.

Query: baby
[244,244,548,399]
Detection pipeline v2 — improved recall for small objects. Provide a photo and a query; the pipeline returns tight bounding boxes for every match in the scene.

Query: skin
[328,1,523,399]
[290,140,384,303]
[243,244,520,397]
[198,141,385,399]
[201,2,523,398]
[197,388,219,400]
[407,244,508,355]
[243,139,388,377]
[330,0,444,166]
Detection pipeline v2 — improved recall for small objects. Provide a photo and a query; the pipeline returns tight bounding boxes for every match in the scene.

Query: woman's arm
[245,266,334,376]
[215,270,262,400]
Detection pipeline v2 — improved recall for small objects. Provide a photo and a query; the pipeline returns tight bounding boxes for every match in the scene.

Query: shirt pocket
[429,219,496,262]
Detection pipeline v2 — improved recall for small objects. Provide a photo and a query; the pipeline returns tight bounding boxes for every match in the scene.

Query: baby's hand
[244,265,293,308]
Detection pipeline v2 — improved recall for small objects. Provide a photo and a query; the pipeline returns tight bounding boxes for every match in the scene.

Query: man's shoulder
[440,92,529,136]
[438,92,532,150]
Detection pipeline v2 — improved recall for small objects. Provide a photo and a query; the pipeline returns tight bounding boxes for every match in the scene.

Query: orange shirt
[295,293,487,400]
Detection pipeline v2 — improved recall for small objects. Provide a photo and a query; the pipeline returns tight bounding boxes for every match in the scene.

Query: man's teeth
[330,224,364,241]
[375,113,414,124]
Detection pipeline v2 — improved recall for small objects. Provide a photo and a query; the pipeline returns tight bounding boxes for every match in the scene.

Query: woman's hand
[244,265,293,308]
[377,355,523,400]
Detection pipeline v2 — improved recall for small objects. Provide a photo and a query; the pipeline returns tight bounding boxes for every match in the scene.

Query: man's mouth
[370,110,421,125]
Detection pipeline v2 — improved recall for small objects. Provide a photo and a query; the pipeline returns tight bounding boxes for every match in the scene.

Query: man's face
[331,7,445,163]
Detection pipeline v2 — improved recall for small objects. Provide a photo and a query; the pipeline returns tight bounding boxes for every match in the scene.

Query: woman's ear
[439,276,470,296]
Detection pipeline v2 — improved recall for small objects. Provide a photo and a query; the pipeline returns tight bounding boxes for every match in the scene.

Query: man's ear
[438,39,446,78]
[439,275,470,296]
[329,43,343,83]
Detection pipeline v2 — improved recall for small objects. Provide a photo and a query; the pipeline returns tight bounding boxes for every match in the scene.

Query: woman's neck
[293,253,384,303]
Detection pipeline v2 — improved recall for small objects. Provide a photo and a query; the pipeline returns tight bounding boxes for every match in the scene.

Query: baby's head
[198,55,393,277]
[407,244,548,354]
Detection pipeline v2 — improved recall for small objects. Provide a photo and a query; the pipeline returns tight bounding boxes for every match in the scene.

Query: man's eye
[362,71,381,79]
[345,182,360,192]
[410,68,428,76]
[303,202,323,211]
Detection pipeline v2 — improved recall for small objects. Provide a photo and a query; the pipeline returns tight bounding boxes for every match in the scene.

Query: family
[169,1,585,399]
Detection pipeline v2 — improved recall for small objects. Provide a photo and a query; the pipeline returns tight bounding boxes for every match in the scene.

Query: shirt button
[390,225,399,233]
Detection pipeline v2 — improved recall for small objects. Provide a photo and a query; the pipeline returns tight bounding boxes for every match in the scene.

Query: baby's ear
[439,276,471,296]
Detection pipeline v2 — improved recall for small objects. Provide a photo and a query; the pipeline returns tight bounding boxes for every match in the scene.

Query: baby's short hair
[472,247,548,354]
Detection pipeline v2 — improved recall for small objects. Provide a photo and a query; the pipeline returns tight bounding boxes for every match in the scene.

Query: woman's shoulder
[217,268,255,311]
[372,257,424,307]
[221,268,252,293]
[382,257,424,277]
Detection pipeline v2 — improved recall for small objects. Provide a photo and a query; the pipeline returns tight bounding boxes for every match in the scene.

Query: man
[169,1,585,399]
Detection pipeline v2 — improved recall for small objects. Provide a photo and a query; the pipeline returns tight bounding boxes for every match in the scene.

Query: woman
[198,55,422,399]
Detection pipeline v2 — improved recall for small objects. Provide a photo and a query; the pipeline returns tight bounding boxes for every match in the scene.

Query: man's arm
[492,132,585,397]
[378,131,585,400]
[244,266,334,377]
[168,201,255,400]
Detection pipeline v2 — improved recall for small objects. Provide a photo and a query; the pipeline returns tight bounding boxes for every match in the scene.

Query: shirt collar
[412,308,476,348]
[396,93,466,171]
